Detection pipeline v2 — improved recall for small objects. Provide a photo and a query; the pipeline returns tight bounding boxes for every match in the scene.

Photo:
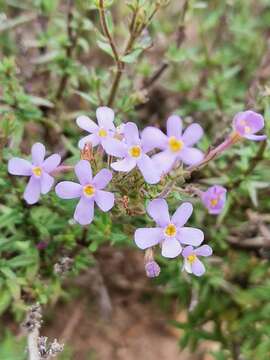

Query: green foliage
[0,0,270,358]
[0,331,26,360]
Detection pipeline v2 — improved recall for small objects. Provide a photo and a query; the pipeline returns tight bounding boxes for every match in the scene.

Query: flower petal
[171,202,193,227]
[182,123,203,147]
[40,173,54,194]
[141,127,168,152]
[177,227,204,246]
[111,157,136,172]
[74,197,94,225]
[182,245,194,258]
[152,150,177,174]
[24,176,41,204]
[76,115,98,133]
[244,134,267,141]
[102,138,127,157]
[78,134,100,150]
[191,259,205,277]
[134,228,163,250]
[55,181,82,199]
[245,111,264,132]
[31,143,46,166]
[161,238,182,258]
[96,106,115,130]
[147,198,170,227]
[124,122,140,145]
[234,110,264,134]
[167,115,182,138]
[183,259,192,274]
[8,158,32,176]
[195,245,213,257]
[137,154,161,184]
[75,160,92,185]
[201,185,227,215]
[95,190,114,212]
[179,147,204,166]
[42,154,61,173]
[93,169,112,189]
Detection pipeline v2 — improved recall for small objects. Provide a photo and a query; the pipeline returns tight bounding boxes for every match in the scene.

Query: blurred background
[0,0,270,359]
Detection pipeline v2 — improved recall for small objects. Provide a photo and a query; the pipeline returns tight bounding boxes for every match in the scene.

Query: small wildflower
[232,110,267,142]
[201,185,227,215]
[103,122,161,184]
[76,106,116,150]
[135,199,204,258]
[142,115,204,174]
[55,160,114,225]
[8,143,61,204]
[182,245,212,277]
[145,261,160,278]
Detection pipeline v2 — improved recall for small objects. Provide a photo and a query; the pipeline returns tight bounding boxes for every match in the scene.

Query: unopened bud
[135,8,147,29]
[131,90,148,105]
[145,260,160,278]
[81,143,93,161]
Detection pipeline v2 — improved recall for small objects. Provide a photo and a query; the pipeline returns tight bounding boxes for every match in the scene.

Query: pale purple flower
[145,261,160,278]
[76,106,116,150]
[55,160,114,225]
[141,115,204,174]
[8,143,61,205]
[103,122,161,184]
[201,185,227,215]
[182,245,212,277]
[134,199,204,258]
[232,110,267,141]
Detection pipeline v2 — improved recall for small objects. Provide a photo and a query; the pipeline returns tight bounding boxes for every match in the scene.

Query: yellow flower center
[83,184,95,197]
[129,145,141,158]
[244,126,251,134]
[238,120,251,134]
[98,128,108,138]
[168,136,184,153]
[32,167,42,177]
[187,254,197,264]
[164,224,177,237]
[210,198,218,207]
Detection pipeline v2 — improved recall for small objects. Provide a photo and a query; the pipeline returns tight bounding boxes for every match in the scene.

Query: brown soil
[43,248,198,360]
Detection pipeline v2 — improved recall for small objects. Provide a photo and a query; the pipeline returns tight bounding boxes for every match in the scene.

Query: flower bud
[145,260,160,278]
[81,143,93,161]
[135,8,147,29]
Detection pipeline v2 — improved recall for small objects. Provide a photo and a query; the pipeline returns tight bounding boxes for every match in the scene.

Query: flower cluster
[8,107,267,278]
[135,199,212,276]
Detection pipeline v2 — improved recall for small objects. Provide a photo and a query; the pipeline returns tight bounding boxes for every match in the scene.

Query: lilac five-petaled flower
[76,106,116,150]
[8,143,61,205]
[182,245,212,277]
[55,160,114,225]
[141,115,204,174]
[201,185,227,215]
[134,199,204,258]
[233,110,267,141]
[103,122,161,184]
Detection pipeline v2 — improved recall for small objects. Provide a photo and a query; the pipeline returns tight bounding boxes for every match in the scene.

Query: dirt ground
[44,248,204,360]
